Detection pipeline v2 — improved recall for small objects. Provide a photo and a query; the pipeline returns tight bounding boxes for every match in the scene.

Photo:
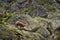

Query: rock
[17,0,27,3]
[1,0,60,40]
[37,27,50,38]
[6,14,40,31]
[0,8,4,13]
[11,2,20,12]
[28,5,48,18]
[4,4,11,10]
[0,24,18,40]
[36,5,48,18]
[55,0,60,4]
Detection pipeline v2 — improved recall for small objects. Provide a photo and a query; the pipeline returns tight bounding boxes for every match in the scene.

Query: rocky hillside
[0,0,60,40]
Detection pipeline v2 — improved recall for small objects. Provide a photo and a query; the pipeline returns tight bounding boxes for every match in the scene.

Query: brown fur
[15,21,27,27]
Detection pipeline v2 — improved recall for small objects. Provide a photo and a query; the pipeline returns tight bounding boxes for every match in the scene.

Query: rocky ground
[0,0,60,40]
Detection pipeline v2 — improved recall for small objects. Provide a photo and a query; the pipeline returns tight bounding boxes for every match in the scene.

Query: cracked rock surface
[0,0,60,40]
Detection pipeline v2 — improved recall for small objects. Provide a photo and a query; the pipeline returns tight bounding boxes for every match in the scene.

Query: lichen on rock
[0,0,60,40]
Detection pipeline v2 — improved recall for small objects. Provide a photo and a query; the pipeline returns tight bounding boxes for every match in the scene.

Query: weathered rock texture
[0,0,60,40]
